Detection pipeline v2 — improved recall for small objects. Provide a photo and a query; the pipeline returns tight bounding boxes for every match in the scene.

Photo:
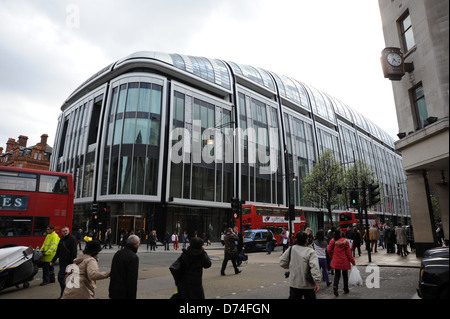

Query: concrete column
[405,171,436,256]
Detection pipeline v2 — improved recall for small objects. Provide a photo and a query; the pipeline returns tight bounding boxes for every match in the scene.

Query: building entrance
[166,205,230,242]
[113,215,145,245]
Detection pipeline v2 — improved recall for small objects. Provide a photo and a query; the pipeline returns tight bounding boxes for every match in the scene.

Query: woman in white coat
[280,231,322,299]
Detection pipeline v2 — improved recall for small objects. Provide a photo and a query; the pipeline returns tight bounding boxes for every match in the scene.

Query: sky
[0,0,398,150]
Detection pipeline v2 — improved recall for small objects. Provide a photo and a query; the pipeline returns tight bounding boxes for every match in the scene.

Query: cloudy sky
[0,0,398,149]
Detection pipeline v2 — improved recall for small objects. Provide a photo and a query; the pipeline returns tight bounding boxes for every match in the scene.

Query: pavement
[98,241,422,268]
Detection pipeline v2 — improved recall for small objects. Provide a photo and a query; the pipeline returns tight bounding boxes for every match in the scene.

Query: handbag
[169,254,184,284]
[227,250,239,261]
[284,246,292,278]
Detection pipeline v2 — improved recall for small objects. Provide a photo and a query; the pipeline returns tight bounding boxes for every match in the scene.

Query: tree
[343,160,378,210]
[302,150,344,227]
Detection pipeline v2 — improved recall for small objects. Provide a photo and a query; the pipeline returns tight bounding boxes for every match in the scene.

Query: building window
[399,10,415,52]
[411,83,428,129]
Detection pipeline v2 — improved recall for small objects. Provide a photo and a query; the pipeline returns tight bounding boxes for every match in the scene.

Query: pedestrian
[61,240,110,299]
[109,234,140,299]
[384,225,395,253]
[173,237,211,299]
[369,224,379,253]
[164,231,171,251]
[76,228,83,250]
[395,223,408,257]
[220,227,241,276]
[282,227,289,253]
[220,231,225,246]
[171,231,178,250]
[148,230,157,251]
[313,229,331,287]
[206,233,211,246]
[182,231,188,249]
[39,225,60,286]
[325,227,335,275]
[103,228,112,249]
[305,227,314,246]
[280,231,321,299]
[352,227,362,257]
[327,228,356,297]
[51,226,77,298]
[379,224,385,249]
[266,230,273,255]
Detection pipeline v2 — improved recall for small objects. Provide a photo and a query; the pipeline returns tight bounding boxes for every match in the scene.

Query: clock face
[387,52,402,67]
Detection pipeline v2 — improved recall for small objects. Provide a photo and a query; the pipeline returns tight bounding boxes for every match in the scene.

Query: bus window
[256,207,264,215]
[242,207,251,215]
[33,216,50,236]
[0,216,32,237]
[273,208,282,216]
[0,172,37,192]
[264,207,273,215]
[339,213,353,221]
[39,175,69,193]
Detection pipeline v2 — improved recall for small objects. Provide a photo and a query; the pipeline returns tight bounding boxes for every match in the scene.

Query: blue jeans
[318,258,330,284]
[266,242,272,254]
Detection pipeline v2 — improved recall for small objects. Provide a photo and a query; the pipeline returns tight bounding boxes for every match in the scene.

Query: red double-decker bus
[236,204,306,244]
[0,167,74,248]
[339,211,378,235]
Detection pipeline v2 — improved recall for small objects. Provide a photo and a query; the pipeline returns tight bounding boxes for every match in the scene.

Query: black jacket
[109,243,139,299]
[177,248,211,299]
[52,234,77,266]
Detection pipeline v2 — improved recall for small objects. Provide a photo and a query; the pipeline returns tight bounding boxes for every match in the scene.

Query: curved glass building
[51,51,409,241]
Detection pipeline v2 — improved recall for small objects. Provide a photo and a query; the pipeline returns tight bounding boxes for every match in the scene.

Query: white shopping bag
[348,265,363,286]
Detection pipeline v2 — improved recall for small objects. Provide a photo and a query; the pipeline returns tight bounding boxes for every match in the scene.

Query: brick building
[0,134,52,171]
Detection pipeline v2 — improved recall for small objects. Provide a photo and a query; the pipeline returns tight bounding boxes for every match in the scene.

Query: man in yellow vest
[40,225,60,286]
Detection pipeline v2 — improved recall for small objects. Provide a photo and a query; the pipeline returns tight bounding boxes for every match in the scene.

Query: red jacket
[327,238,355,270]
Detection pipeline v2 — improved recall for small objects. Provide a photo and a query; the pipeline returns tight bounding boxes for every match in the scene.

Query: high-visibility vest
[40,232,60,262]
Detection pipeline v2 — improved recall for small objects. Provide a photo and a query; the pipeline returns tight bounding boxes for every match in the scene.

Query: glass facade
[52,51,409,240]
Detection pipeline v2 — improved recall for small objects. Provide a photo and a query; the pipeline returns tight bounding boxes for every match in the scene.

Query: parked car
[417,246,449,299]
[243,229,277,252]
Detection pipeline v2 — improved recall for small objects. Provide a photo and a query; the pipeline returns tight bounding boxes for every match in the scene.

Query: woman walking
[313,230,332,287]
[175,237,212,299]
[327,228,355,297]
[62,241,110,299]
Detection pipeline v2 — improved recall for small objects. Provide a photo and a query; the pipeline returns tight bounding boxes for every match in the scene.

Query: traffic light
[103,207,110,219]
[231,197,240,219]
[92,202,98,215]
[289,204,295,221]
[368,184,381,206]
[349,190,359,207]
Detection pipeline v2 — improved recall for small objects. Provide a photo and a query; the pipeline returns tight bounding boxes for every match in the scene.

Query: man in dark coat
[109,234,140,299]
[51,226,77,298]
[220,228,241,276]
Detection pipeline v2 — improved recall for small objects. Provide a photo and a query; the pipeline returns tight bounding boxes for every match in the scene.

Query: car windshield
[243,232,256,239]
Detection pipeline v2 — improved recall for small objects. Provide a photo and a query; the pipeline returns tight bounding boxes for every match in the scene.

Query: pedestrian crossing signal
[368,184,381,206]
[350,191,359,207]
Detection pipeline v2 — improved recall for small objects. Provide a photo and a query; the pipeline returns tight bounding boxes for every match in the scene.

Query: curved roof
[65,51,395,147]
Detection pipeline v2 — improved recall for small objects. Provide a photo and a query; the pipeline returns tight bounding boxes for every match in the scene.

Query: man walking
[109,234,140,299]
[220,228,241,276]
[51,226,77,297]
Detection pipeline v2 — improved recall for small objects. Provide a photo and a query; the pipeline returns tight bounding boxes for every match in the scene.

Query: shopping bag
[348,265,363,286]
